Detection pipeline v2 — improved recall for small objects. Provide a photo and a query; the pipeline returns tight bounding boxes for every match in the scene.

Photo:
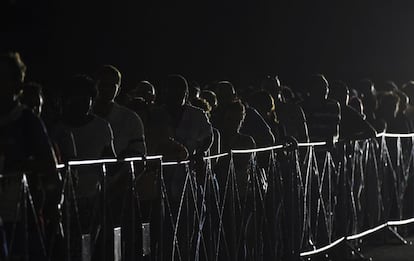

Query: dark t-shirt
[0,104,57,221]
[0,105,56,174]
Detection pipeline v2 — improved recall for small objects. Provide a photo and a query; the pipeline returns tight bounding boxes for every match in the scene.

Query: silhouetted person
[376,92,400,132]
[260,76,309,142]
[299,74,340,144]
[392,89,412,133]
[329,81,376,140]
[402,81,414,131]
[191,96,221,158]
[161,74,213,157]
[51,75,116,191]
[212,80,275,148]
[213,99,257,260]
[355,79,385,133]
[247,90,281,141]
[94,65,146,157]
[50,74,117,260]
[0,52,58,260]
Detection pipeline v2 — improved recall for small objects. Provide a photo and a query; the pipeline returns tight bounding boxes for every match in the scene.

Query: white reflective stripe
[122,156,143,161]
[145,155,164,160]
[387,218,414,226]
[377,132,414,138]
[231,144,284,154]
[298,141,327,147]
[203,153,229,160]
[68,159,118,166]
[161,160,190,166]
[56,164,65,169]
[300,237,345,257]
[345,223,387,240]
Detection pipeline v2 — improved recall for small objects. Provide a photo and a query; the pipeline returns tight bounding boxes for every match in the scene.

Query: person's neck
[94,99,115,116]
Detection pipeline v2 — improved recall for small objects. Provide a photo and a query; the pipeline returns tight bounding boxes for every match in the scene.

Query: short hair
[0,52,27,83]
[95,64,121,83]
[166,74,189,96]
[63,74,98,98]
[308,74,329,98]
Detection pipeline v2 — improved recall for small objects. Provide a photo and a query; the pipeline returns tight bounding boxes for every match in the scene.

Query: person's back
[299,74,340,143]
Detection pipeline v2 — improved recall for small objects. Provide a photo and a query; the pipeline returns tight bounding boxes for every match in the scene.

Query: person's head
[191,97,212,118]
[62,74,97,117]
[394,90,409,113]
[377,81,399,93]
[0,52,26,105]
[222,99,246,133]
[247,90,275,117]
[329,80,349,105]
[260,75,282,101]
[95,64,121,102]
[163,74,189,107]
[200,90,218,110]
[308,74,329,100]
[215,81,237,105]
[281,85,296,103]
[402,81,414,106]
[377,92,400,120]
[20,82,44,117]
[356,79,377,113]
[348,96,366,119]
[128,80,156,104]
[188,81,201,101]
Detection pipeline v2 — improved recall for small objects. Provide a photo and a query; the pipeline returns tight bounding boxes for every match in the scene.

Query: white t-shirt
[103,103,146,157]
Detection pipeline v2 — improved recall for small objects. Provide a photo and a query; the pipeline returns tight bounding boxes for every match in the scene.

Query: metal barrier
[3,134,414,260]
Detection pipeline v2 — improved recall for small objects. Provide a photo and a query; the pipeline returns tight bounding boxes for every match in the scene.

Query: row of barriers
[3,133,414,260]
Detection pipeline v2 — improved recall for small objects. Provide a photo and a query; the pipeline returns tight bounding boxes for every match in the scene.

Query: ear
[114,84,121,98]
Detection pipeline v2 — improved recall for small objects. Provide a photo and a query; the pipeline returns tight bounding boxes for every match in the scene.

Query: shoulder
[238,134,256,148]
[114,103,144,123]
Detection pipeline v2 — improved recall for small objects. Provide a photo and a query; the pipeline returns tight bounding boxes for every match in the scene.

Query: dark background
[2,0,414,90]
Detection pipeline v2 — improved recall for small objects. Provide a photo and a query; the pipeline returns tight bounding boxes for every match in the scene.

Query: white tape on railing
[300,237,345,257]
[231,144,284,154]
[387,218,414,226]
[345,223,387,241]
[298,141,327,147]
[376,132,414,138]
[300,216,414,257]
[161,160,190,166]
[68,158,118,166]
[203,153,229,160]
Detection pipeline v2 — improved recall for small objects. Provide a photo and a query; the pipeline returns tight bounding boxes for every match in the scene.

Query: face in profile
[96,74,121,102]
[62,95,93,118]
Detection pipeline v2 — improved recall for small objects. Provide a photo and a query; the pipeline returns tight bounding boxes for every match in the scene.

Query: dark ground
[362,236,414,261]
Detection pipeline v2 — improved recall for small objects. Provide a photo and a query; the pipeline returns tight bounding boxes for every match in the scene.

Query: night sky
[2,0,414,90]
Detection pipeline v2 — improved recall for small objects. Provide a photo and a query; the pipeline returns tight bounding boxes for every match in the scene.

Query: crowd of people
[1,51,414,259]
